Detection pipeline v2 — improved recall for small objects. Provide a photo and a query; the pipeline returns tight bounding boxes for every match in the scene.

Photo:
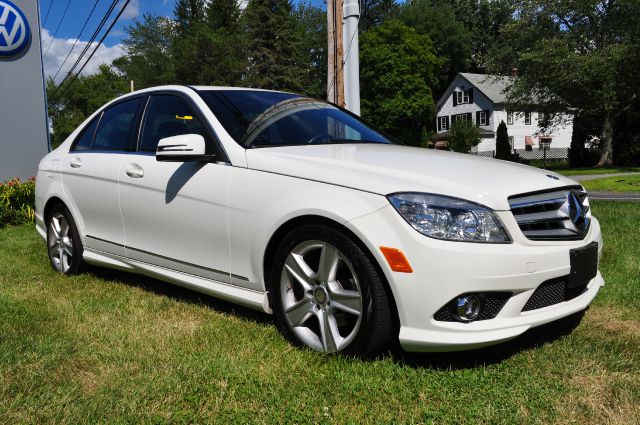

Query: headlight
[387,193,511,243]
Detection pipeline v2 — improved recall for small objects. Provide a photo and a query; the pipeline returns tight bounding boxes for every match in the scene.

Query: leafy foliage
[495,120,511,160]
[360,20,442,145]
[447,120,480,153]
[0,178,36,228]
[47,65,128,148]
[485,0,640,166]
[242,0,306,92]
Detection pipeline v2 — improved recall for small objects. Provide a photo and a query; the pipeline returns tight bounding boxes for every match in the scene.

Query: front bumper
[348,205,604,352]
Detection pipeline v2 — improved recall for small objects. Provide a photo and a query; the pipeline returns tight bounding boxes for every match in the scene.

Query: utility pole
[327,0,345,108]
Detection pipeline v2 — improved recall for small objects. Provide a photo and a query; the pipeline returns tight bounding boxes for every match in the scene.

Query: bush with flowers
[0,177,36,228]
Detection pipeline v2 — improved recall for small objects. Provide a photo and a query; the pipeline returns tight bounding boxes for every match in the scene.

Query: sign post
[0,0,49,181]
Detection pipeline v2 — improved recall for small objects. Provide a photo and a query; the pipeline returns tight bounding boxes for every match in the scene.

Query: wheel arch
[262,214,400,330]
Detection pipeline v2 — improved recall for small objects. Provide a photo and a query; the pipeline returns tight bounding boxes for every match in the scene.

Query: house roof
[436,73,513,110]
[459,73,513,104]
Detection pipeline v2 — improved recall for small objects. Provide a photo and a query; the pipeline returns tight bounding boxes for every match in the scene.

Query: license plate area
[568,242,598,289]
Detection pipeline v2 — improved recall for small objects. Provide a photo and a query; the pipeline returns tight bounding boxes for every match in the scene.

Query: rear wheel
[47,205,84,275]
[271,225,393,355]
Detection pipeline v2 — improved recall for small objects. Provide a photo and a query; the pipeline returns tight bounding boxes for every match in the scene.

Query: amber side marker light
[380,247,413,273]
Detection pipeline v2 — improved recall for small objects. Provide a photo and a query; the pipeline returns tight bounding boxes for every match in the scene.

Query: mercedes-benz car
[35,86,603,355]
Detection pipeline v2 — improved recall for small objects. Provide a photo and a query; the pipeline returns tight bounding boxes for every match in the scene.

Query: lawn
[582,174,640,193]
[1,201,639,424]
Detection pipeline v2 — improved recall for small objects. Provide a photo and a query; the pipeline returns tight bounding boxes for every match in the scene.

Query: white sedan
[35,86,604,354]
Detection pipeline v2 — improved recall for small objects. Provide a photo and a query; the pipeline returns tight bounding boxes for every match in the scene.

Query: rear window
[72,116,99,151]
[92,98,142,151]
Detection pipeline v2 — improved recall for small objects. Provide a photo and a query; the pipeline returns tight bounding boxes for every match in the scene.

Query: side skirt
[83,248,271,313]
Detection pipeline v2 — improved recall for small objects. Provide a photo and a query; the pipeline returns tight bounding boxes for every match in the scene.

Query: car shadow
[85,265,272,325]
[165,161,206,203]
[390,310,586,370]
[83,265,585,367]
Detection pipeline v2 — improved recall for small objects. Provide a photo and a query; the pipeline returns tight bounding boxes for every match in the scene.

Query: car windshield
[197,89,392,148]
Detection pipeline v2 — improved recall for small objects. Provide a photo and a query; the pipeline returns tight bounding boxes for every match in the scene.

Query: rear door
[62,97,143,255]
[118,93,233,284]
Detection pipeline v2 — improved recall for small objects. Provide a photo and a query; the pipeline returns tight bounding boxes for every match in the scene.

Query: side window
[139,95,207,152]
[72,116,100,151]
[92,98,141,151]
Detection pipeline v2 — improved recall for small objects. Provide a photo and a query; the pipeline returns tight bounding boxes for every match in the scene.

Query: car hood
[245,144,580,210]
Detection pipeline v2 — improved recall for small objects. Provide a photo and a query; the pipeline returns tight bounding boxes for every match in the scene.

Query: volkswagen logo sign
[0,0,31,58]
[568,190,589,232]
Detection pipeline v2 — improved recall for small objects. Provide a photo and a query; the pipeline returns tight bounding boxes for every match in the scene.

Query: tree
[400,1,472,97]
[359,0,399,32]
[360,20,442,145]
[495,120,511,160]
[242,0,306,92]
[486,0,640,166]
[47,65,128,148]
[447,120,480,153]
[292,2,327,98]
[114,14,177,89]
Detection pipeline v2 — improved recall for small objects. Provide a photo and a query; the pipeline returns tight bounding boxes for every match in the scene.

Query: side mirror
[156,134,215,162]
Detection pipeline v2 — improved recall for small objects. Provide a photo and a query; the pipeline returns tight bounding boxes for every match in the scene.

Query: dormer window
[453,89,473,106]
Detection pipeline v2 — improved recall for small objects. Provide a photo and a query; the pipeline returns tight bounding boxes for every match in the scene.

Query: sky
[39,0,325,83]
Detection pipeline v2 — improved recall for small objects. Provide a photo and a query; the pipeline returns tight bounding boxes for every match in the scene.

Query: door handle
[125,163,144,178]
[69,157,82,168]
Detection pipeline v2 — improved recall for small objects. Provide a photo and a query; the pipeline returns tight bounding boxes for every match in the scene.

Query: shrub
[448,120,480,153]
[0,178,36,228]
[495,120,512,160]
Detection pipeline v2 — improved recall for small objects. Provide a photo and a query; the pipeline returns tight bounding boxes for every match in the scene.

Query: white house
[434,73,573,158]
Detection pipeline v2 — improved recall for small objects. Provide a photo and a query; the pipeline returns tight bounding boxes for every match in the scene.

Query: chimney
[511,68,518,77]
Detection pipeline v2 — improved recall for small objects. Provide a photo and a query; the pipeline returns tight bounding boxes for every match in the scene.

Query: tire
[271,224,393,355]
[46,204,85,275]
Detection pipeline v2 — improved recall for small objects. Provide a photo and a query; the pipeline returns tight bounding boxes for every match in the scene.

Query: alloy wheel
[280,240,363,352]
[48,212,74,274]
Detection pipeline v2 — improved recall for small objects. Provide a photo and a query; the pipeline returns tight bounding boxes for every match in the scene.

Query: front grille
[434,292,511,322]
[509,186,590,241]
[522,276,587,312]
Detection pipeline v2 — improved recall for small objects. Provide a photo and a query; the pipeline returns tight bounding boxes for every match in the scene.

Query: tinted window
[139,95,207,152]
[198,90,390,147]
[92,98,141,151]
[73,116,100,151]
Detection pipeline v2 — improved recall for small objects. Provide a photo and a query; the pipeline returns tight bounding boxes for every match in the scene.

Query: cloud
[41,28,125,84]
[120,0,140,20]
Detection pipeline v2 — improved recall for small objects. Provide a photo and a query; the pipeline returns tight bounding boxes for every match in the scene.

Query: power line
[52,0,102,82]
[51,0,119,96]
[51,0,133,101]
[42,0,55,27]
[43,0,72,58]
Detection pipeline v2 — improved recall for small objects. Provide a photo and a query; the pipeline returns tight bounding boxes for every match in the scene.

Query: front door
[118,94,232,284]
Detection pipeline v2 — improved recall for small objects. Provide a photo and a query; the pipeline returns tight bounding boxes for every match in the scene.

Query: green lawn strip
[0,201,638,423]
[581,174,640,192]
[545,167,640,176]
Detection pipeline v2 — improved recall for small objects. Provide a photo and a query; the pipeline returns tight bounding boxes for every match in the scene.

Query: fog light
[456,295,481,321]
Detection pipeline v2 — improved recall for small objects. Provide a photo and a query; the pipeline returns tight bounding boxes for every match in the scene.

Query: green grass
[545,166,640,177]
[1,202,639,423]
[582,174,640,192]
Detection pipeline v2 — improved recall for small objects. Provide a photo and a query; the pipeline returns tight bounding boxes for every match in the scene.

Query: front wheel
[46,205,84,275]
[271,225,393,355]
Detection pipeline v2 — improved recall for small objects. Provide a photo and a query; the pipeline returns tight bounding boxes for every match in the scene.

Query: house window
[454,113,470,122]
[525,111,531,125]
[438,116,449,131]
[508,136,514,151]
[539,137,552,150]
[455,90,469,105]
[507,111,514,125]
[538,111,550,127]
[478,111,488,126]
